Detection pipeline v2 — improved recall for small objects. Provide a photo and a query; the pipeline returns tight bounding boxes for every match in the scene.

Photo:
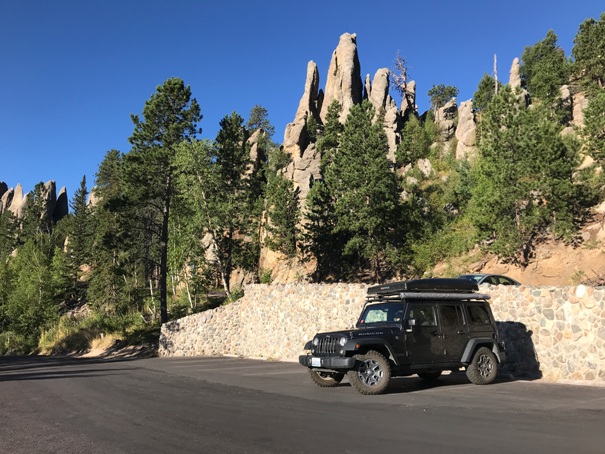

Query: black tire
[308,369,345,387]
[466,346,498,385]
[346,350,391,395]
[417,370,442,381]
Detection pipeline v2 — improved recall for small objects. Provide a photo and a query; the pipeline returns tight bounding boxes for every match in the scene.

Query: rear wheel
[466,347,498,385]
[347,350,391,395]
[417,370,442,381]
[308,369,344,387]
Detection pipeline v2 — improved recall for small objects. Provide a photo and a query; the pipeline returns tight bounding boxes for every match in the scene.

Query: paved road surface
[1,355,603,453]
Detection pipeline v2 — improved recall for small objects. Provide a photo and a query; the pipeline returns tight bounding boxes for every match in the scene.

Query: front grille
[315,337,338,354]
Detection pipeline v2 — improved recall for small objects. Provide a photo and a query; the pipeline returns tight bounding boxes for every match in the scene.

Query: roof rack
[366,278,479,297]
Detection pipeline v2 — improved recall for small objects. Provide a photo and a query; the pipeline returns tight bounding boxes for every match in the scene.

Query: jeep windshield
[358,302,405,326]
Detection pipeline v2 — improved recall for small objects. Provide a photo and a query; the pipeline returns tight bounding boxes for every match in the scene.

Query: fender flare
[461,338,501,364]
[345,338,401,366]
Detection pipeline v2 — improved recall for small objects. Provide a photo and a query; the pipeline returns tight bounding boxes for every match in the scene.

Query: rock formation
[7,184,27,218]
[435,98,457,141]
[319,33,363,123]
[366,68,401,161]
[0,180,68,222]
[509,57,522,89]
[282,61,323,207]
[54,186,69,222]
[455,100,477,159]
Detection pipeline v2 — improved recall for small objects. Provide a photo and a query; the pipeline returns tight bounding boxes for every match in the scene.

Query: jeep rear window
[359,303,405,324]
[467,304,492,325]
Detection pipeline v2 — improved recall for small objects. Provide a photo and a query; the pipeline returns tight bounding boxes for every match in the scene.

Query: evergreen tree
[124,78,202,323]
[0,211,19,262]
[428,84,459,115]
[19,182,53,244]
[581,91,605,165]
[247,104,275,139]
[572,13,605,93]
[468,86,580,266]
[264,147,300,257]
[175,112,256,295]
[64,175,92,301]
[396,115,431,167]
[304,100,345,278]
[324,101,402,278]
[87,150,134,315]
[520,30,570,102]
[473,73,502,113]
[5,237,59,349]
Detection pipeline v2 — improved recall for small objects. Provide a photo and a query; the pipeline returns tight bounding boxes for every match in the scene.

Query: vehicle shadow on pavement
[378,371,514,395]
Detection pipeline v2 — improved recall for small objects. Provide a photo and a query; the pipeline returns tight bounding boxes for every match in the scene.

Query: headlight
[339,336,347,346]
[312,337,319,346]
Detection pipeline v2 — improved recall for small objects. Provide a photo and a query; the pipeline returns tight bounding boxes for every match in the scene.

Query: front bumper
[298,355,356,370]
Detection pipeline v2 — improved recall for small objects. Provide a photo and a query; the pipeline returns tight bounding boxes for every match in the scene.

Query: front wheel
[308,369,344,387]
[466,346,498,385]
[347,350,391,395]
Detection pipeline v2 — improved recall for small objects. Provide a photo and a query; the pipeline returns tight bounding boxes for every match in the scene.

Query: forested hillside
[1,13,604,355]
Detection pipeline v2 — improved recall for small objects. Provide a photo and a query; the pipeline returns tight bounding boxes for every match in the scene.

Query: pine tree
[175,112,257,295]
[87,149,133,315]
[324,101,402,278]
[473,73,503,113]
[396,115,431,167]
[520,30,570,102]
[123,78,202,323]
[468,86,580,266]
[64,175,92,301]
[581,91,605,165]
[572,13,605,93]
[304,100,345,278]
[264,147,300,257]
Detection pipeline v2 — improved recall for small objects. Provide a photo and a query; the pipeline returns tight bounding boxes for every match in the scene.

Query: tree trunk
[159,175,171,324]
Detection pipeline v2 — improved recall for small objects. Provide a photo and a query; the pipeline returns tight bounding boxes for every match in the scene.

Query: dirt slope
[440,216,605,286]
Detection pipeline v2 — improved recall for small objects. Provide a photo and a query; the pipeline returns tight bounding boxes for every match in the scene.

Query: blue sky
[1,0,603,199]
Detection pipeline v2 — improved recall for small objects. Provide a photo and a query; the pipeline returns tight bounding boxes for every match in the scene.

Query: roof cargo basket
[367,278,479,297]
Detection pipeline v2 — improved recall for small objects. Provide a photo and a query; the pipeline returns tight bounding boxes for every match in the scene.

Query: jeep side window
[408,304,437,327]
[467,304,491,325]
[440,304,464,328]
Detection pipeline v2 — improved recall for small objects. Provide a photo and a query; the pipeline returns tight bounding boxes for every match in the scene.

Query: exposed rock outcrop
[1,188,13,214]
[54,186,69,222]
[401,80,417,119]
[7,184,27,218]
[283,61,322,160]
[455,100,477,159]
[319,33,363,123]
[0,181,68,222]
[509,57,522,89]
[366,68,401,161]
[282,61,323,208]
[435,98,457,141]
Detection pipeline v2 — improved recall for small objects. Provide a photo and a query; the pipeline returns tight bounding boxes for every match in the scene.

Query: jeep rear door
[437,303,468,362]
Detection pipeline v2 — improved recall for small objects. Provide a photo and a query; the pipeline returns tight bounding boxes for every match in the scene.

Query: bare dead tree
[494,54,499,95]
[391,52,409,99]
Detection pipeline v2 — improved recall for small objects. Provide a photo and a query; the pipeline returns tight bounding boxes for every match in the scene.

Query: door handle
[457,330,466,335]
[431,330,440,337]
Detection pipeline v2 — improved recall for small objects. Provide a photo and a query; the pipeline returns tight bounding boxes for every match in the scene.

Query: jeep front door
[405,303,441,365]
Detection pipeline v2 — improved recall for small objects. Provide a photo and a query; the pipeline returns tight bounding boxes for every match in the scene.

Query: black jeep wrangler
[299,278,506,395]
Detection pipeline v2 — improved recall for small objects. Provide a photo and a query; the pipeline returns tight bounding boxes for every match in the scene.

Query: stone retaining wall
[159,284,605,384]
